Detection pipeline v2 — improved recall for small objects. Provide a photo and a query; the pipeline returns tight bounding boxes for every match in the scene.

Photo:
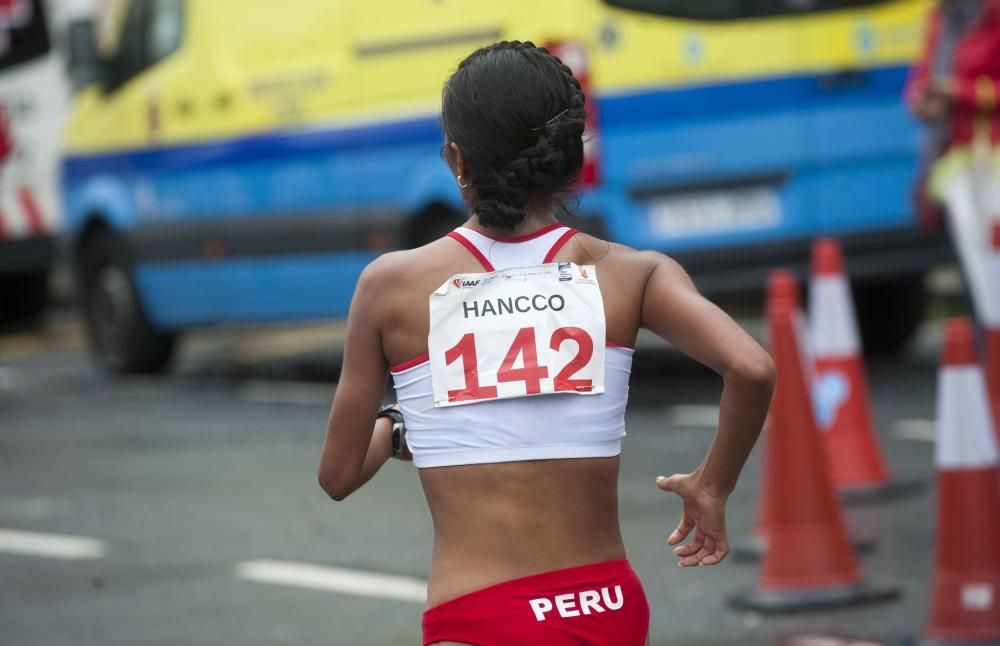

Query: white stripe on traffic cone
[808,238,892,495]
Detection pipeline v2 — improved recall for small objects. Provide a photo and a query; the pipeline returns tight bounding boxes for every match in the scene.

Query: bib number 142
[444,326,594,403]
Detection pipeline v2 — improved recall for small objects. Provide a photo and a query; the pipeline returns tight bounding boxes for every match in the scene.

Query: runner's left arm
[318,259,392,500]
[639,252,775,566]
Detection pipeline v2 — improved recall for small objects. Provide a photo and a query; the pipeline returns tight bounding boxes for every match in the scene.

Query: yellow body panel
[592,0,930,91]
[65,0,931,155]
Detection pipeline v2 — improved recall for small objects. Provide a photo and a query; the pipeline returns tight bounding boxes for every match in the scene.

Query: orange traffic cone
[733,270,875,561]
[924,318,1000,644]
[809,238,921,502]
[729,271,898,612]
[986,223,1000,445]
[733,271,793,561]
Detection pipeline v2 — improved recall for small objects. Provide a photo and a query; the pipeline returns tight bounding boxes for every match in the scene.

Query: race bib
[428,262,606,407]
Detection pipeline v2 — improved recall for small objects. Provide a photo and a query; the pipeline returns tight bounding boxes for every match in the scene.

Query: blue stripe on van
[62,116,444,181]
[62,65,912,181]
[135,252,374,327]
[600,64,910,126]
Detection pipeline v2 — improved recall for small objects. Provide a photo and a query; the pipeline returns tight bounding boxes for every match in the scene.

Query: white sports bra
[390,224,633,468]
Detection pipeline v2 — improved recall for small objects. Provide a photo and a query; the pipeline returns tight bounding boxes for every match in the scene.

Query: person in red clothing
[907,0,1000,151]
[906,0,1000,324]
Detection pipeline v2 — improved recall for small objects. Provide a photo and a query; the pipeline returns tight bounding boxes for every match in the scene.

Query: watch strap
[377,405,407,458]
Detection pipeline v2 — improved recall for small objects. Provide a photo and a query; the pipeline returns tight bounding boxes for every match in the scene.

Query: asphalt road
[0,313,945,646]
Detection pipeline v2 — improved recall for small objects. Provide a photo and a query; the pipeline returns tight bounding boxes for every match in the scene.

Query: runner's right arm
[318,259,392,500]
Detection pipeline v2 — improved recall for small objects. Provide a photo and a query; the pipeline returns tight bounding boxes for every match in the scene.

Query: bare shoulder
[353,238,461,329]
[359,248,415,281]
[350,249,423,322]
[358,238,453,283]
[571,233,682,285]
[636,249,694,289]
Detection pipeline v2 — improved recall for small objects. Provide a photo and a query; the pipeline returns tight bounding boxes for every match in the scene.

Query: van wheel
[80,234,175,374]
[853,274,927,357]
[405,204,465,248]
[0,270,49,324]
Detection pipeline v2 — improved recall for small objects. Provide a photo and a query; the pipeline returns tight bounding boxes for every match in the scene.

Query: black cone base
[731,532,878,562]
[839,475,926,505]
[728,580,900,614]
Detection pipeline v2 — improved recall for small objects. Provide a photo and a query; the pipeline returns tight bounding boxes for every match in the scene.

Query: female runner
[318,41,775,646]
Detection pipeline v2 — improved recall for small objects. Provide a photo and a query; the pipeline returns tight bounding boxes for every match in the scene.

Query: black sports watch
[377,405,408,459]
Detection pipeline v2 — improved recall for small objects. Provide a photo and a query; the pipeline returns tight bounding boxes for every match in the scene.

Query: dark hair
[441,41,586,229]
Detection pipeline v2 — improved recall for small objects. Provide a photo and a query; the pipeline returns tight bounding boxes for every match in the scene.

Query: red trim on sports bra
[606,341,635,350]
[542,228,579,263]
[473,222,565,243]
[447,231,495,272]
[390,353,430,373]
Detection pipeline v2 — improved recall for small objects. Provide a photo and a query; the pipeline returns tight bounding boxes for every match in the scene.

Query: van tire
[0,270,49,323]
[80,233,175,374]
[853,274,926,357]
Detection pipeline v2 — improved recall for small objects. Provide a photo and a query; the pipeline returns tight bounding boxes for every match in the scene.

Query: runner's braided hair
[441,41,587,229]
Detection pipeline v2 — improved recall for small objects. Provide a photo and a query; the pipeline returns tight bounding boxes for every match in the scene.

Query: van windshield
[0,0,51,73]
[604,0,891,21]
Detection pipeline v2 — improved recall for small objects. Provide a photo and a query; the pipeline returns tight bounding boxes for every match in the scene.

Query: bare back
[375,230,655,605]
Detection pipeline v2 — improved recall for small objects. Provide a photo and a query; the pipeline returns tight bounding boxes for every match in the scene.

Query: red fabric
[422,559,649,646]
[474,222,564,243]
[0,105,12,164]
[542,228,579,263]
[390,353,430,373]
[446,231,495,272]
[906,1,1000,146]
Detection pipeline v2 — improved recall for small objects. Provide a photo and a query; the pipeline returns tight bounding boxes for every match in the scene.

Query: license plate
[648,186,781,238]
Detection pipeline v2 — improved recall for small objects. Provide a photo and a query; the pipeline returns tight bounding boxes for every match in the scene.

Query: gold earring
[458,175,470,189]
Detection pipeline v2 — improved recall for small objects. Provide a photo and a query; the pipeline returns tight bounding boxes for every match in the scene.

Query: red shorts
[422,559,650,646]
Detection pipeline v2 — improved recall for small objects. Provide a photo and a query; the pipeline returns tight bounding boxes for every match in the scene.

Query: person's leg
[937,151,991,326]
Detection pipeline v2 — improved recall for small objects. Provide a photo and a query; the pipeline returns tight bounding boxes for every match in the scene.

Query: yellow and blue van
[63,0,941,372]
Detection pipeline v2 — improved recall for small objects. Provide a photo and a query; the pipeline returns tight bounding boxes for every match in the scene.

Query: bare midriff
[418,455,626,608]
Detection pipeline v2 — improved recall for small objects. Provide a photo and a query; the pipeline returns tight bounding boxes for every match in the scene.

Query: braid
[536,45,587,128]
[458,41,588,229]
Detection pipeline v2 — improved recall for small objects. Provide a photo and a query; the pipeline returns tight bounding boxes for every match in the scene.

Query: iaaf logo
[452,276,495,289]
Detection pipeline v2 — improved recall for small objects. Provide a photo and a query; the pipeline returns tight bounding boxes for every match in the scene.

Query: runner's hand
[656,473,730,567]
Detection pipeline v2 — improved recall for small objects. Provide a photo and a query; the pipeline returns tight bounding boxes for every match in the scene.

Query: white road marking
[666,404,719,428]
[238,381,334,406]
[0,528,107,560]
[235,559,427,603]
[892,419,937,442]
